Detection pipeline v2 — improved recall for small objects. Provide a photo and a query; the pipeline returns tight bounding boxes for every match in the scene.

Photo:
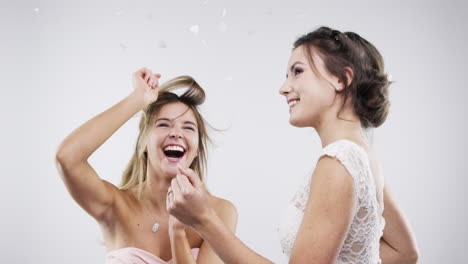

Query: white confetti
[201,39,208,47]
[226,76,233,81]
[222,8,227,17]
[120,43,127,52]
[33,8,39,12]
[388,74,393,81]
[201,0,209,6]
[217,22,227,33]
[189,25,199,35]
[147,13,153,19]
[159,40,167,48]
[115,10,123,16]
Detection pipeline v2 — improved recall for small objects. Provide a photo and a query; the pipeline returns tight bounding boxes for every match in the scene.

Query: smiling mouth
[163,145,186,159]
[288,99,300,108]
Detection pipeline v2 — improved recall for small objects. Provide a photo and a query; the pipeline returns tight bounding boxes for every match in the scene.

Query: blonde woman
[55,68,237,264]
[166,27,419,264]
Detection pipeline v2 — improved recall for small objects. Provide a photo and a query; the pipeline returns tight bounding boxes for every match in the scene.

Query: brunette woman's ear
[343,66,354,87]
[335,67,354,92]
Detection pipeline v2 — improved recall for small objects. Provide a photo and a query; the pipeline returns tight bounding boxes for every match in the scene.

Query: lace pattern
[278,139,385,263]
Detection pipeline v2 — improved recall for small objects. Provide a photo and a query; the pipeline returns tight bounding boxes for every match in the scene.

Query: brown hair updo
[294,26,391,128]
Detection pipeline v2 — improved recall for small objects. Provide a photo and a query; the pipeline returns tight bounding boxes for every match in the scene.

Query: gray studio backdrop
[1,0,467,263]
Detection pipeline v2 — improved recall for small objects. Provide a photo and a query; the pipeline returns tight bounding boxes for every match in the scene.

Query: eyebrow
[155,118,198,127]
[286,61,305,78]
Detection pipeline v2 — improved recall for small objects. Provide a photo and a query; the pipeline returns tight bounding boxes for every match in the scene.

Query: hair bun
[353,72,391,128]
[158,75,205,106]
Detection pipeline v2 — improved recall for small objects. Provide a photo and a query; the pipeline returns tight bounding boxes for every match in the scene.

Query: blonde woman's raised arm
[55,68,160,222]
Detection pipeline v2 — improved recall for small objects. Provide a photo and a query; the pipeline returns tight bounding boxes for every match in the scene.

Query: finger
[155,73,162,79]
[144,68,153,82]
[176,173,194,193]
[166,187,173,210]
[148,77,155,88]
[152,76,160,88]
[178,165,202,188]
[171,178,183,201]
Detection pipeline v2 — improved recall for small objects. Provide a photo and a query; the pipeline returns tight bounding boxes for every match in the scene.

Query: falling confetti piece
[247,30,256,36]
[201,39,208,47]
[159,40,167,48]
[115,10,123,16]
[222,8,227,17]
[189,25,199,35]
[201,0,209,6]
[217,22,227,33]
[33,8,39,12]
[147,13,153,19]
[226,76,233,81]
[120,43,127,52]
[388,74,393,81]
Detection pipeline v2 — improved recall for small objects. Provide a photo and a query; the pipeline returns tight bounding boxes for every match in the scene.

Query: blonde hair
[120,76,209,199]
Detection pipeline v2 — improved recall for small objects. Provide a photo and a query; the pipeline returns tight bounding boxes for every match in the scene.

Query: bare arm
[168,166,274,264]
[196,198,239,264]
[169,198,238,264]
[379,186,419,264]
[169,216,197,264]
[55,68,160,222]
[289,156,356,264]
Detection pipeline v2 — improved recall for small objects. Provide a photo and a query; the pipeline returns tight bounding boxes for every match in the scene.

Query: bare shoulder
[209,194,238,230]
[210,195,237,216]
[98,182,138,224]
[314,155,353,184]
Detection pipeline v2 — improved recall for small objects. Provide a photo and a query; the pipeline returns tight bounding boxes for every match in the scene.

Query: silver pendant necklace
[151,222,160,232]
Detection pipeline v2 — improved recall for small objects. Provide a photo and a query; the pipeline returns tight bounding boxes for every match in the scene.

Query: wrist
[169,227,186,238]
[193,208,218,234]
[128,90,148,109]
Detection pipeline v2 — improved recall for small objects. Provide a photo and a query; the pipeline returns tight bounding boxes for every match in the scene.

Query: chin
[289,116,308,128]
[160,161,182,178]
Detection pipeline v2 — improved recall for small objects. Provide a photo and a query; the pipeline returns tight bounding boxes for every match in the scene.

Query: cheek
[187,133,199,155]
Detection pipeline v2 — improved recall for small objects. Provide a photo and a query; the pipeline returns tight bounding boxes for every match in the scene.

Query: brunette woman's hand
[166,166,216,229]
[132,67,161,106]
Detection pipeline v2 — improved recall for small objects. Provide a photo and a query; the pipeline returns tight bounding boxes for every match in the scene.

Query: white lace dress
[278,139,385,263]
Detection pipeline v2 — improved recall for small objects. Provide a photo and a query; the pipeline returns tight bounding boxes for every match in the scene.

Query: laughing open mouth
[163,144,186,159]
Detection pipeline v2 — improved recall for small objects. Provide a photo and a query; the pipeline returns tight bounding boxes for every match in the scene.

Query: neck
[141,167,172,215]
[314,108,366,148]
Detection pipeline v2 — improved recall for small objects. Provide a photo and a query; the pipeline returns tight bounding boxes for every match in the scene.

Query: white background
[1,0,467,263]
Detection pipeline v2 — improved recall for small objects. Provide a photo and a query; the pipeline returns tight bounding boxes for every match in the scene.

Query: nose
[279,81,292,96]
[169,128,183,139]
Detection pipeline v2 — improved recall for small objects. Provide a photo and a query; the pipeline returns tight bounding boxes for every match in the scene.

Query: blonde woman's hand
[168,215,186,236]
[167,165,215,229]
[132,67,161,106]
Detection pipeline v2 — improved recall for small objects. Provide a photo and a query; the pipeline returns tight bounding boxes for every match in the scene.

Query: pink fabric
[105,247,200,264]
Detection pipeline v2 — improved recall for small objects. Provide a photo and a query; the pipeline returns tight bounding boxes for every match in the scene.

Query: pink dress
[105,247,200,264]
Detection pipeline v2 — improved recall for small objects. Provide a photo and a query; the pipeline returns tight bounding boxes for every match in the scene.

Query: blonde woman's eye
[184,127,195,131]
[294,68,303,76]
[157,123,169,127]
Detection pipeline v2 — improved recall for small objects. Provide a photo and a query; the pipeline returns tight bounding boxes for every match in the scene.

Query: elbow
[405,247,419,264]
[398,246,419,264]
[55,144,80,172]
[55,145,71,168]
